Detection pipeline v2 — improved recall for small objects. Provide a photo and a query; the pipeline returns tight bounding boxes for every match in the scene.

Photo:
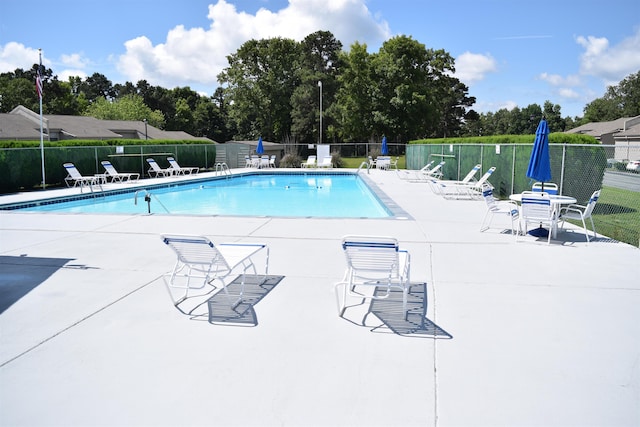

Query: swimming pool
[3,172,408,219]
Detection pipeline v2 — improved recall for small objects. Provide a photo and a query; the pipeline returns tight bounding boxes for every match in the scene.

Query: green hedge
[409,133,599,145]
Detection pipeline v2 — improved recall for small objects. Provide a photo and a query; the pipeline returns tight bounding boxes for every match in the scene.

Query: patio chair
[376,156,391,170]
[532,182,558,195]
[517,191,555,244]
[335,235,411,319]
[146,158,174,177]
[160,234,269,308]
[558,189,601,243]
[301,155,316,168]
[167,157,199,175]
[100,161,140,183]
[479,184,519,234]
[389,156,399,170]
[435,166,496,199]
[422,161,445,179]
[244,155,252,168]
[63,163,103,191]
[259,155,270,169]
[317,156,333,168]
[269,155,276,168]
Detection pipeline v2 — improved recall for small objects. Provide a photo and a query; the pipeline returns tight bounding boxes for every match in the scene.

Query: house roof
[566,115,640,138]
[0,105,215,142]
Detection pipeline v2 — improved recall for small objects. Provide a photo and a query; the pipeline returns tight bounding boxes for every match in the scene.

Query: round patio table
[509,193,577,238]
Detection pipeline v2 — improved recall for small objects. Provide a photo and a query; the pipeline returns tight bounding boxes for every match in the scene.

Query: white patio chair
[517,191,555,244]
[146,158,174,177]
[63,163,103,191]
[479,184,519,234]
[167,157,198,175]
[317,156,333,168]
[301,155,316,168]
[559,189,601,243]
[436,166,496,199]
[269,155,276,168]
[532,182,558,195]
[101,161,140,183]
[335,235,411,319]
[244,155,252,168]
[160,234,269,308]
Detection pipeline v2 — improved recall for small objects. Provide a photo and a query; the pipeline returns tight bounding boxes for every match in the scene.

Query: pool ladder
[215,162,231,176]
[357,161,371,174]
[134,190,170,214]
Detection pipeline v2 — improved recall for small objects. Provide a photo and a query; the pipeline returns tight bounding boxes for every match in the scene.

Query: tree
[84,94,165,127]
[290,31,343,143]
[218,37,301,141]
[332,42,375,141]
[583,70,640,121]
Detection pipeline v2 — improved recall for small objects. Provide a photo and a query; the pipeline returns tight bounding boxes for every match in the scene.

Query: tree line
[1,30,638,143]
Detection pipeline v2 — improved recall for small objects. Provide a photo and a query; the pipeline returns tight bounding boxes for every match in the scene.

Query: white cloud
[538,72,581,87]
[576,28,640,83]
[453,52,497,85]
[116,0,390,91]
[60,53,89,69]
[558,88,580,99]
[0,42,44,70]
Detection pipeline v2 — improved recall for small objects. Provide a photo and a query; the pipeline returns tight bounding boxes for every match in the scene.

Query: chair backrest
[167,157,182,169]
[146,158,162,171]
[419,161,435,172]
[532,182,558,195]
[320,156,332,166]
[482,185,498,209]
[461,164,481,183]
[342,236,399,279]
[101,161,118,176]
[476,167,496,186]
[583,190,601,217]
[521,191,552,221]
[427,161,445,174]
[161,235,230,270]
[63,163,83,179]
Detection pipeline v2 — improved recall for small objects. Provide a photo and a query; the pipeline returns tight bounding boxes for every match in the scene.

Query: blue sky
[1,0,639,118]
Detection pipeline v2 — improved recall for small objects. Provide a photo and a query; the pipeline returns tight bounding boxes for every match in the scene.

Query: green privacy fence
[0,143,217,193]
[407,143,640,247]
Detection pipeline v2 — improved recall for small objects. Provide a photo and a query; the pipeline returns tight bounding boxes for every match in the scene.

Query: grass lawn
[591,186,640,247]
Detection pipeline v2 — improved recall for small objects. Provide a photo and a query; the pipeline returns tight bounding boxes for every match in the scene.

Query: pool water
[14,173,394,218]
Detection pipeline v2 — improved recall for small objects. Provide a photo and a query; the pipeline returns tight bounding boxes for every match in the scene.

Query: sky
[1,0,639,118]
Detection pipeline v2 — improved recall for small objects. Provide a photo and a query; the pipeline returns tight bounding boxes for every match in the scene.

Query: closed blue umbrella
[256,136,264,154]
[381,136,388,155]
[526,119,551,185]
[526,118,552,236]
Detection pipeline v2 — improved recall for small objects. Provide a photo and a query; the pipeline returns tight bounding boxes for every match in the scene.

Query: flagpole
[38,49,45,190]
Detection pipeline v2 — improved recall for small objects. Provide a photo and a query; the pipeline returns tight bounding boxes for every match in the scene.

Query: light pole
[143,119,148,140]
[318,80,322,145]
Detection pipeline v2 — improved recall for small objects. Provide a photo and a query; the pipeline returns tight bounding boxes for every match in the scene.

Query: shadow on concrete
[0,255,74,314]
[341,282,453,339]
[185,274,284,326]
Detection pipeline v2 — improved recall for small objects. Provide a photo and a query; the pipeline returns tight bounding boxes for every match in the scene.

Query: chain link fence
[405,142,640,247]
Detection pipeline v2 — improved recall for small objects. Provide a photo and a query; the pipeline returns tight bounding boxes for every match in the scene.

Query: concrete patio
[1,169,638,426]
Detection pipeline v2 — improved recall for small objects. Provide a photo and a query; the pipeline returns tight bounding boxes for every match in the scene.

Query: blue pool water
[11,173,395,218]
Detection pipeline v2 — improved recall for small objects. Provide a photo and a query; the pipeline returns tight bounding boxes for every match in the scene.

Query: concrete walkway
[1,169,638,426]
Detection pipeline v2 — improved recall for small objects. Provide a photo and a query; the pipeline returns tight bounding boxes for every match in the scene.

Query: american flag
[36,58,43,99]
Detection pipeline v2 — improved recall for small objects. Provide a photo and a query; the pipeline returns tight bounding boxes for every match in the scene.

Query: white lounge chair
[63,163,103,191]
[335,235,411,319]
[146,158,174,177]
[317,156,333,168]
[559,189,601,243]
[301,155,316,168]
[480,184,519,234]
[101,161,140,183]
[434,166,496,200]
[160,234,269,308]
[517,191,555,244]
[167,157,198,175]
